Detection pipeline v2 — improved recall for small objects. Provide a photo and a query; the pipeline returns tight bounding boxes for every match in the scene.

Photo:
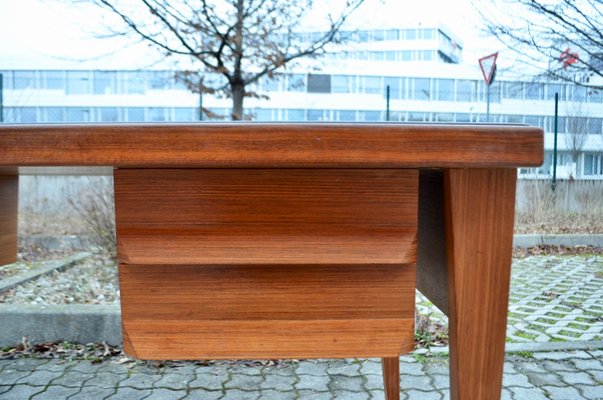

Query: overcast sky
[0,0,501,69]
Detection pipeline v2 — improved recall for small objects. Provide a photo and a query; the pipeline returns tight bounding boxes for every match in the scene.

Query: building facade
[1,25,602,178]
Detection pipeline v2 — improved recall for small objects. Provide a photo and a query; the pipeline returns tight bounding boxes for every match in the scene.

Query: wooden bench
[0,123,543,400]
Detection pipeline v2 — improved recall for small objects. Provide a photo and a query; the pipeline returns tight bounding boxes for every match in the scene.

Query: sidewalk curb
[513,234,603,248]
[1,304,602,354]
[0,252,91,293]
[0,304,122,347]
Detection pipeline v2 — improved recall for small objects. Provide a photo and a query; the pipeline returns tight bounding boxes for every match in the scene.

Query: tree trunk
[231,83,245,120]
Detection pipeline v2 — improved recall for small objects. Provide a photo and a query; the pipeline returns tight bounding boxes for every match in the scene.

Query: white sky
[0,0,502,69]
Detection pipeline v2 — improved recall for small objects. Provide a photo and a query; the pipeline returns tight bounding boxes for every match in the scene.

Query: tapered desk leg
[382,357,400,400]
[445,168,517,400]
[0,175,18,266]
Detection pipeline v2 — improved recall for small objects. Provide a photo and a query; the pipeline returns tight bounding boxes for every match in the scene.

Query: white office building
[1,24,602,178]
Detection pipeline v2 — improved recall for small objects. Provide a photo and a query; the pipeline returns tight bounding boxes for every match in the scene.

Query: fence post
[552,92,559,192]
[386,85,390,121]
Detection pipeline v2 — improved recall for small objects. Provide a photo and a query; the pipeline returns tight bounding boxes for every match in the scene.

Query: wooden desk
[0,123,543,400]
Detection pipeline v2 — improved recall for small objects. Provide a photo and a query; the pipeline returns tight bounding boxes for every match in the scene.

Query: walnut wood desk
[0,123,543,400]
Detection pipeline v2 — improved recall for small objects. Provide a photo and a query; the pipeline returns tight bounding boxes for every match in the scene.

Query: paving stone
[525,371,564,386]
[406,389,443,400]
[502,372,533,388]
[561,371,597,385]
[0,385,13,395]
[36,360,77,372]
[400,375,433,391]
[30,385,80,399]
[16,369,62,386]
[588,369,603,382]
[186,388,224,400]
[189,371,228,390]
[533,350,592,360]
[542,385,584,399]
[501,388,513,400]
[359,360,382,376]
[368,389,386,400]
[542,360,577,372]
[229,364,263,376]
[431,374,450,390]
[296,373,330,391]
[296,390,332,400]
[577,384,603,400]
[86,371,126,389]
[9,358,48,372]
[588,350,603,358]
[221,389,260,399]
[69,386,115,400]
[514,361,548,374]
[50,371,93,388]
[297,361,328,376]
[0,384,45,400]
[363,373,384,391]
[143,387,187,400]
[105,386,152,399]
[259,389,296,399]
[329,375,364,392]
[572,358,603,371]
[260,373,295,391]
[331,390,370,399]
[267,364,297,377]
[224,373,263,390]
[399,362,424,376]
[327,361,360,376]
[0,369,33,385]
[509,387,549,400]
[423,362,448,376]
[70,361,103,374]
[152,372,192,390]
[118,372,160,389]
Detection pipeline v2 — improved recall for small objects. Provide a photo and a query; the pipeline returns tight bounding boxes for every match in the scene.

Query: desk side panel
[0,175,18,266]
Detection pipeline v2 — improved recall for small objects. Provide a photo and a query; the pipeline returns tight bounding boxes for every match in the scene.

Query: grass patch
[509,351,534,358]
[515,331,538,340]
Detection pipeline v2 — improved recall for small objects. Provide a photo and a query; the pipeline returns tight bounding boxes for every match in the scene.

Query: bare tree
[479,0,603,88]
[564,102,589,178]
[86,0,364,120]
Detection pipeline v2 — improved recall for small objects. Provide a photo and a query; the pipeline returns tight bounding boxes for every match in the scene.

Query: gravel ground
[0,255,118,305]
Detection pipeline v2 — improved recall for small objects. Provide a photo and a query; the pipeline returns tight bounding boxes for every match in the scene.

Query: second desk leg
[445,168,517,400]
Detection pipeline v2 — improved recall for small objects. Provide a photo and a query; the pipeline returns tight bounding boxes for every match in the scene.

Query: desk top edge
[0,123,544,170]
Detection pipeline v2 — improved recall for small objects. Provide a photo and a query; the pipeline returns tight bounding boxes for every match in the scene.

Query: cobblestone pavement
[1,348,603,399]
[416,255,603,343]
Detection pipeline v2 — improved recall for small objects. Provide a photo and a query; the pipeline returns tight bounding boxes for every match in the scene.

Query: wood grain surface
[416,169,449,315]
[119,264,416,359]
[0,123,543,168]
[0,175,18,266]
[382,357,400,400]
[445,168,517,400]
[115,169,418,265]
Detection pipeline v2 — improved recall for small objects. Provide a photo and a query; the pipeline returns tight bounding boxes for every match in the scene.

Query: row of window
[294,28,440,44]
[4,106,603,135]
[523,151,603,177]
[325,50,438,62]
[3,70,602,103]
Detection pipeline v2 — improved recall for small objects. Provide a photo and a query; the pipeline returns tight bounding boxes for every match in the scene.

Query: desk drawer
[114,168,418,265]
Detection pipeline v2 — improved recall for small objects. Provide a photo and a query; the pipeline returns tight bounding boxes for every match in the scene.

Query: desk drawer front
[114,169,418,265]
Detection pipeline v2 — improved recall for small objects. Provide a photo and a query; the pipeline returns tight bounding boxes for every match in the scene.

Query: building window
[20,107,38,122]
[384,77,401,99]
[286,109,305,121]
[254,108,272,121]
[411,78,431,100]
[123,72,146,94]
[175,108,195,122]
[584,154,603,176]
[337,110,356,121]
[99,107,119,122]
[44,71,65,90]
[149,107,166,122]
[93,71,117,95]
[67,107,91,122]
[456,80,473,101]
[148,71,173,90]
[362,110,381,121]
[126,108,145,122]
[287,74,305,92]
[525,83,543,100]
[66,71,91,94]
[46,107,65,122]
[437,79,454,101]
[385,29,398,40]
[1,71,13,90]
[363,76,382,94]
[14,70,37,89]
[307,74,331,93]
